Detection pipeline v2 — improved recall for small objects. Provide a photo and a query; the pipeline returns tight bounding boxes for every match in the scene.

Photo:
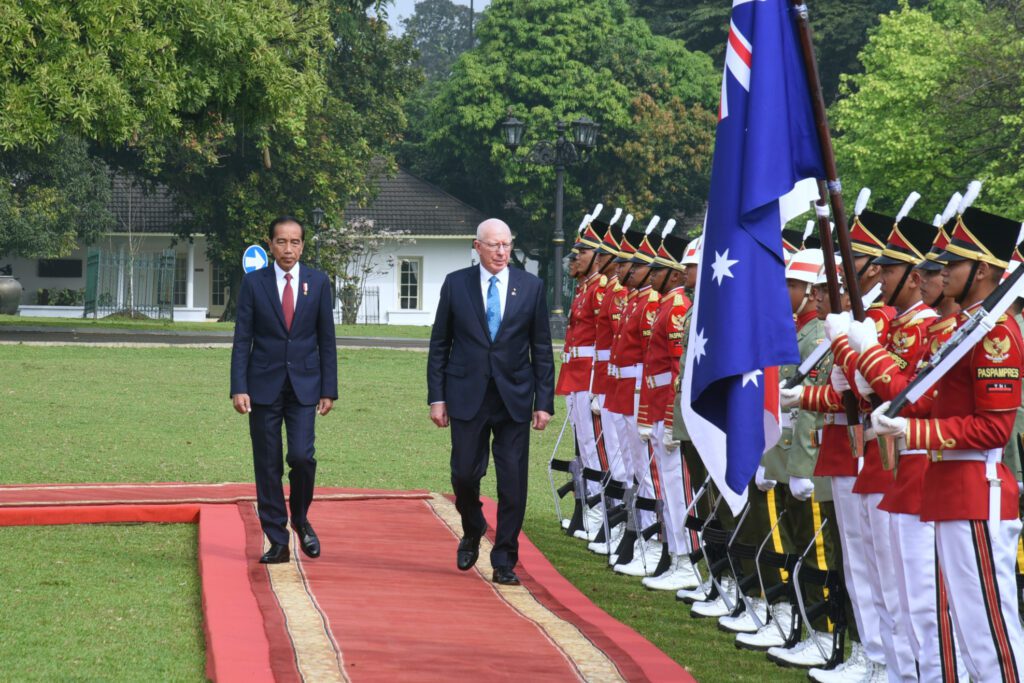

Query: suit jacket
[427,266,555,423]
[230,264,338,406]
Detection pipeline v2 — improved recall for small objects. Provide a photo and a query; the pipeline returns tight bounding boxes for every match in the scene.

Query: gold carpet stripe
[262,518,348,682]
[426,493,625,683]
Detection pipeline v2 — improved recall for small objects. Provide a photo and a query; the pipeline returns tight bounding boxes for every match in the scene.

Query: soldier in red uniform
[607,226,664,574]
[556,219,610,539]
[587,219,633,554]
[635,230,697,590]
[783,199,895,680]
[847,204,956,682]
[872,203,1024,681]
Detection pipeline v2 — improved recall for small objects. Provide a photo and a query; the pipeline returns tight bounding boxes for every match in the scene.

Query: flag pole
[789,1,865,321]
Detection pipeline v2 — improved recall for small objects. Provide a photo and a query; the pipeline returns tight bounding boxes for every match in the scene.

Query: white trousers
[857,492,916,682]
[937,517,1024,682]
[595,394,627,484]
[831,477,886,665]
[610,410,656,533]
[889,512,962,682]
[649,421,690,554]
[566,391,601,496]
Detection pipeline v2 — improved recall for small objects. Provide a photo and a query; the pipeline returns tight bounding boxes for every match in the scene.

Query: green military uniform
[1003,313,1024,488]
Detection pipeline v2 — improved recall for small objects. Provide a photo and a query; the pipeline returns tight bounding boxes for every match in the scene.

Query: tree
[153,1,421,320]
[401,0,718,277]
[0,135,115,258]
[830,0,1024,218]
[628,0,920,104]
[0,0,330,262]
[316,217,413,324]
[401,0,480,80]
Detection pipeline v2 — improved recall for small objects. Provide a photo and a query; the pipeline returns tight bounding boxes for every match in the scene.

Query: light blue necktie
[486,275,501,341]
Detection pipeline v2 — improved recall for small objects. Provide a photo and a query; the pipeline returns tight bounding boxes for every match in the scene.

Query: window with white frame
[398,257,422,310]
[173,255,187,306]
[211,260,229,307]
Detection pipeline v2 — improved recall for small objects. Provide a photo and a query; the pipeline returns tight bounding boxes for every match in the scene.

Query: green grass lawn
[0,314,433,339]
[0,345,803,681]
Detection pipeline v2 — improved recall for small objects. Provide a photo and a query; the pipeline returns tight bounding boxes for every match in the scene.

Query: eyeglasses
[477,240,513,253]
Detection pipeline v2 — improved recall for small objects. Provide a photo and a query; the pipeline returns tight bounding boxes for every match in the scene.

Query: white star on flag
[711,249,739,285]
[741,369,763,387]
[692,328,708,364]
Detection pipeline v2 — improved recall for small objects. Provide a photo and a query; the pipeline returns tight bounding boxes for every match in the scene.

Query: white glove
[755,466,777,492]
[789,476,815,501]
[591,396,602,415]
[830,365,851,392]
[780,384,803,409]
[854,370,874,397]
[638,424,653,442]
[824,312,851,341]
[664,430,681,449]
[870,401,907,438]
[848,319,880,354]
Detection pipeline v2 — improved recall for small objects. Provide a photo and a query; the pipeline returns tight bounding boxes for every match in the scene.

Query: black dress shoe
[456,536,481,571]
[259,543,290,564]
[492,566,520,586]
[293,522,320,558]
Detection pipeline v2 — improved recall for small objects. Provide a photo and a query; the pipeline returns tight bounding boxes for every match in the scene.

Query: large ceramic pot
[0,275,22,315]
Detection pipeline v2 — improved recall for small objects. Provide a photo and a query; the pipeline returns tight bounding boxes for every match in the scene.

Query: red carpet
[0,483,694,682]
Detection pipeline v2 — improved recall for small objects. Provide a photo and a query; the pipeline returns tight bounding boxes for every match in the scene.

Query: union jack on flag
[682,0,824,513]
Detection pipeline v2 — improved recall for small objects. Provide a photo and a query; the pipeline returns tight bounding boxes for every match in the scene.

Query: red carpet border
[0,483,694,682]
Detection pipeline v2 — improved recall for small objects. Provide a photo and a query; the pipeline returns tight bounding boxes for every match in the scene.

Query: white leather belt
[901,449,926,456]
[596,349,611,362]
[609,363,642,379]
[645,371,673,389]
[569,345,596,358]
[928,448,1002,522]
[824,413,850,426]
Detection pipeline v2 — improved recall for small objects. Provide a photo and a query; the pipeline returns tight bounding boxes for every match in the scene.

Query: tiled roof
[107,174,186,233]
[344,169,484,236]
[106,168,483,237]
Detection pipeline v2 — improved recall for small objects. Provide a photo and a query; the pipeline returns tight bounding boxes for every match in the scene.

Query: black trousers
[249,377,317,546]
[449,380,530,569]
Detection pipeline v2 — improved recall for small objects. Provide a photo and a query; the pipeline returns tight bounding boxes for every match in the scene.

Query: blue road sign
[242,245,268,273]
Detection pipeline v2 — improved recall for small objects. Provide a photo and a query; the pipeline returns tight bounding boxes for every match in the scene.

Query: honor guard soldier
[872,196,1024,681]
[636,227,698,591]
[608,224,665,577]
[557,218,609,539]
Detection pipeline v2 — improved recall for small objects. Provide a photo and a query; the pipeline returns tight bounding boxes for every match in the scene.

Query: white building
[2,169,491,324]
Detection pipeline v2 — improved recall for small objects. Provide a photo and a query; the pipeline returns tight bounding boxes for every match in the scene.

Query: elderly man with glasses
[427,218,556,585]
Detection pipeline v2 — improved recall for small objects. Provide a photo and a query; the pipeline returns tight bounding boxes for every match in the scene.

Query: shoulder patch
[673,294,685,306]
[648,290,660,303]
[598,274,608,287]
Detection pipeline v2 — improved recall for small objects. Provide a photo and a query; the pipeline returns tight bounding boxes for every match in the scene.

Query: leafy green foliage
[831,0,1024,218]
[0,135,115,257]
[401,0,479,80]
[402,0,718,270]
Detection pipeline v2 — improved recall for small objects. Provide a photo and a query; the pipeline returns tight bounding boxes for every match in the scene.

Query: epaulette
[648,290,660,303]
[612,282,624,292]
[598,274,608,288]
[673,293,685,306]
[927,316,957,334]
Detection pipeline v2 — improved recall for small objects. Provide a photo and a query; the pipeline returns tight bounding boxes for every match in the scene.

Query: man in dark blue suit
[231,216,338,564]
[427,218,555,585]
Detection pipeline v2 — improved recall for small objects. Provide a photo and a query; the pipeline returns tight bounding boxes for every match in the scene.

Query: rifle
[884,263,1024,417]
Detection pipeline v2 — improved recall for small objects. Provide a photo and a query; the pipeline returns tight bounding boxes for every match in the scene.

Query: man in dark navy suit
[231,216,338,564]
[427,218,555,585]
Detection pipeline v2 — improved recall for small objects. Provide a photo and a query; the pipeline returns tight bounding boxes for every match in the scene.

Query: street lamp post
[311,207,324,270]
[499,114,599,339]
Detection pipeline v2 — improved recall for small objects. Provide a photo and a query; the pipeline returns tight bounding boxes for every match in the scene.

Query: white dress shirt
[274,261,300,309]
[479,265,508,318]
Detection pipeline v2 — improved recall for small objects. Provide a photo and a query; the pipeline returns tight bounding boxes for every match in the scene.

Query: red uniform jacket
[856,301,938,514]
[556,272,606,395]
[592,276,626,396]
[906,308,1023,521]
[638,287,691,427]
[606,286,660,416]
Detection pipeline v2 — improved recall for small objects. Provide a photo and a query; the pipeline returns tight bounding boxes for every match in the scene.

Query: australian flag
[681,0,825,512]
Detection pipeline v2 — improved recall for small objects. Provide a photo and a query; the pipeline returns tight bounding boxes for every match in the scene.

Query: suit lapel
[260,267,287,330]
[468,267,489,338]
[496,269,524,340]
